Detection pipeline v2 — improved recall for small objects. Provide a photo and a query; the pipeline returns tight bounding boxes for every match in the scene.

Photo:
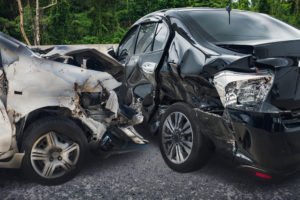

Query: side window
[118,26,138,59]
[135,23,157,54]
[153,23,169,51]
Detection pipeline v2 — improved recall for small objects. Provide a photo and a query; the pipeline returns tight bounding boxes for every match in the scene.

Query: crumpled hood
[38,45,122,67]
[0,34,121,121]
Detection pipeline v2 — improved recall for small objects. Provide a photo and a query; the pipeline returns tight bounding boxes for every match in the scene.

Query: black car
[109,8,300,180]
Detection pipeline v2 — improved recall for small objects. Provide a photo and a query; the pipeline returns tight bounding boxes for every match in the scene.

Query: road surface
[1,132,300,200]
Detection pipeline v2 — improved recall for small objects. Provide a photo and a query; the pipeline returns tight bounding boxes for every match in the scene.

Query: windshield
[179,10,300,44]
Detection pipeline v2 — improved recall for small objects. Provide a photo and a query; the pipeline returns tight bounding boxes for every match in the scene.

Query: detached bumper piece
[97,126,148,157]
[228,108,300,176]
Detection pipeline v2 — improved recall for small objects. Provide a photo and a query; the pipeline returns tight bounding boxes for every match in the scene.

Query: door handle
[141,62,156,74]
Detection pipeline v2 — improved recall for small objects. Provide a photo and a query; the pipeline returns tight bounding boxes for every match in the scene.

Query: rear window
[180,10,300,43]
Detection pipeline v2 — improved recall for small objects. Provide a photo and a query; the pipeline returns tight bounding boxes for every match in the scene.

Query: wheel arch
[164,101,216,149]
[16,106,93,150]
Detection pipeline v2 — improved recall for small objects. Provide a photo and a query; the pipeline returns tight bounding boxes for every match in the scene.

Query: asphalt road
[1,130,300,200]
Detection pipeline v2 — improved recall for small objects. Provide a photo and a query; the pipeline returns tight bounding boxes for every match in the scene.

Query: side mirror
[107,46,116,58]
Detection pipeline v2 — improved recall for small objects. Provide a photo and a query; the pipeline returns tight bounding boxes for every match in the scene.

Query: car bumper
[228,108,300,175]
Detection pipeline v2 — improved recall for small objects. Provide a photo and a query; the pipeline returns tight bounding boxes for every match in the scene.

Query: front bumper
[228,108,300,175]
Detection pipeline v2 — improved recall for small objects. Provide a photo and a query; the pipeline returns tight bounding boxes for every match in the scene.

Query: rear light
[255,172,272,180]
[213,70,274,110]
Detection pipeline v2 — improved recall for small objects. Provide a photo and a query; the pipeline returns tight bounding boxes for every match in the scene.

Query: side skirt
[0,153,24,168]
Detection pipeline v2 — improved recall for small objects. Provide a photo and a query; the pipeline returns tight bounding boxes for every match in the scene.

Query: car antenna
[226,0,232,24]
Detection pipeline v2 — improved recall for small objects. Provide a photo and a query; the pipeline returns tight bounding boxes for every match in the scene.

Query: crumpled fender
[0,39,121,145]
[2,48,121,120]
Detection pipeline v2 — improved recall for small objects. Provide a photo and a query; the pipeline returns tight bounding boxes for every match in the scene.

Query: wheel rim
[30,131,80,179]
[162,112,193,164]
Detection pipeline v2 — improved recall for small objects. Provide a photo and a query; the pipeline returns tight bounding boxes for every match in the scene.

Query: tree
[16,0,31,45]
[34,0,57,45]
[256,0,270,13]
[2,0,300,45]
[238,0,250,10]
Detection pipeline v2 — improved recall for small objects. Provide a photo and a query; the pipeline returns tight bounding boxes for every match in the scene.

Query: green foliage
[1,0,300,45]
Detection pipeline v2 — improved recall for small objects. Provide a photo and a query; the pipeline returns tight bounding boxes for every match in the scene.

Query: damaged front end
[0,32,147,166]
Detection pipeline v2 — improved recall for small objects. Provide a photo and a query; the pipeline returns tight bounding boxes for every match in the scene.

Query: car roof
[160,7,253,14]
[133,7,257,25]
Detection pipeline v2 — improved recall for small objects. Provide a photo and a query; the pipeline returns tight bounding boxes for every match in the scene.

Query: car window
[181,11,300,43]
[118,26,138,58]
[135,23,157,54]
[153,23,169,51]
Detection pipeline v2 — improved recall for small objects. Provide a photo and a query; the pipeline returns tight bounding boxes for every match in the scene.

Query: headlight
[213,71,274,109]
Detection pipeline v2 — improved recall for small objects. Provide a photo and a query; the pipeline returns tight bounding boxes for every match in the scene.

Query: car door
[119,21,170,119]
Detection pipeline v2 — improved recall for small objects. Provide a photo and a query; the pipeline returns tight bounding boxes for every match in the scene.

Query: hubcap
[162,112,193,164]
[30,132,80,179]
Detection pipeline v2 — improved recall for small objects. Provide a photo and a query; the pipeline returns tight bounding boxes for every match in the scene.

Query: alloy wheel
[30,131,80,179]
[162,112,193,164]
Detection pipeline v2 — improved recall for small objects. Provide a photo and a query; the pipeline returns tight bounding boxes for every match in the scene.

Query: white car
[0,33,146,185]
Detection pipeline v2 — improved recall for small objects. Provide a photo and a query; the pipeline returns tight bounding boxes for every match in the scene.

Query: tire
[21,117,88,185]
[159,102,213,173]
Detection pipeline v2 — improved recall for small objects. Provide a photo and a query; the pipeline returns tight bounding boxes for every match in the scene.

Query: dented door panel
[119,9,300,176]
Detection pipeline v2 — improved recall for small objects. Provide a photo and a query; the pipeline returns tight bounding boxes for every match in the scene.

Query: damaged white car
[0,32,146,185]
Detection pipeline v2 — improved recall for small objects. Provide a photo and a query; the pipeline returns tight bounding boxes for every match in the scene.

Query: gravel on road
[1,132,300,200]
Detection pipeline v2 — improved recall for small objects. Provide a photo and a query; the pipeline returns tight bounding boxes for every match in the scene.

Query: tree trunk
[16,0,31,45]
[34,0,40,46]
[33,0,57,45]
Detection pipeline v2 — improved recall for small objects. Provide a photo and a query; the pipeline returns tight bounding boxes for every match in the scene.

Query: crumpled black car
[108,8,300,180]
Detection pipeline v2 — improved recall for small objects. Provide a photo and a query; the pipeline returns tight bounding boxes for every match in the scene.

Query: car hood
[31,45,124,81]
[0,32,122,119]
[215,39,300,58]
[37,45,121,67]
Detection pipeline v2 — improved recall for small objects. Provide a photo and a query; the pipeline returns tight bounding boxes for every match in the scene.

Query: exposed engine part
[105,91,119,117]
[79,92,112,123]
[80,91,143,127]
[80,92,108,108]
[117,104,144,126]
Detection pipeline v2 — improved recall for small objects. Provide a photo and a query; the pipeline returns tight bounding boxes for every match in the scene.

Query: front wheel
[159,103,213,172]
[21,117,88,185]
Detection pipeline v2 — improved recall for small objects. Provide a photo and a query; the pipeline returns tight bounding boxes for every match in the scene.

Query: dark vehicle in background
[109,8,300,180]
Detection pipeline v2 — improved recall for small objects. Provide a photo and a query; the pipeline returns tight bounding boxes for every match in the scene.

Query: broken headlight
[213,71,274,109]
